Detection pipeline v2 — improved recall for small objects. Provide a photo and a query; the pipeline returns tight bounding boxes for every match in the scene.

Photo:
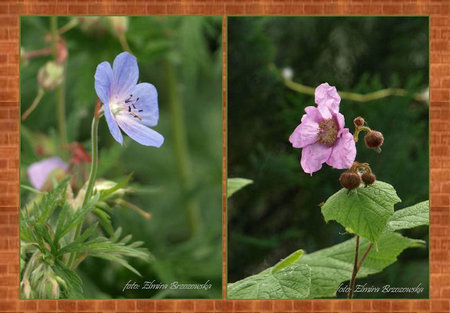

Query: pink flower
[27,157,69,190]
[289,83,356,175]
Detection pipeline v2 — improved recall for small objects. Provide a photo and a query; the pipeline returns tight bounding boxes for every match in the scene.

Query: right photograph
[227,17,429,299]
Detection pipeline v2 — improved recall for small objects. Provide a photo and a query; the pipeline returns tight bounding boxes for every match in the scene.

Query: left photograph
[19,16,223,299]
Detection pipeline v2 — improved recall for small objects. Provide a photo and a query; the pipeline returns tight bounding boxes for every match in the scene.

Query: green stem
[22,88,45,120]
[50,17,68,157]
[270,63,425,102]
[118,33,132,53]
[164,59,201,237]
[67,113,100,269]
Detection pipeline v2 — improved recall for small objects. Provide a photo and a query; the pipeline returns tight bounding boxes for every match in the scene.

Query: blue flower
[94,52,164,147]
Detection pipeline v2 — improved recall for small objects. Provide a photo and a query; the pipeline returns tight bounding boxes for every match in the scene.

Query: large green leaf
[321,181,401,242]
[299,231,424,298]
[227,178,253,198]
[387,200,429,231]
[227,252,311,299]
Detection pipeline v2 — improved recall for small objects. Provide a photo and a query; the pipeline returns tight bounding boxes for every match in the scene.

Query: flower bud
[339,171,361,190]
[353,116,365,127]
[21,280,31,299]
[107,16,129,37]
[38,61,64,91]
[364,131,384,150]
[362,172,376,186]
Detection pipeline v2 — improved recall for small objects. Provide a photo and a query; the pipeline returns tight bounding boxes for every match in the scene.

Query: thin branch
[348,235,360,299]
[270,63,427,103]
[357,242,374,272]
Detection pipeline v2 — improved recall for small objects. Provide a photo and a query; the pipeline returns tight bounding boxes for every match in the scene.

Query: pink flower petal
[301,142,332,175]
[289,116,319,148]
[326,128,356,169]
[315,82,341,114]
[334,112,345,130]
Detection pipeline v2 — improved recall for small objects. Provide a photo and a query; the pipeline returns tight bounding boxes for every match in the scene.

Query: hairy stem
[164,59,201,237]
[67,101,100,269]
[348,235,360,299]
[50,17,68,156]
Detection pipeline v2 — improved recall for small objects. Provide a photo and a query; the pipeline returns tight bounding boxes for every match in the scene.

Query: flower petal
[303,106,324,123]
[131,83,159,127]
[301,142,332,175]
[116,114,164,147]
[94,61,113,105]
[289,116,319,148]
[334,112,345,130]
[104,101,123,145]
[112,52,139,99]
[315,82,341,114]
[326,128,356,169]
[27,157,69,190]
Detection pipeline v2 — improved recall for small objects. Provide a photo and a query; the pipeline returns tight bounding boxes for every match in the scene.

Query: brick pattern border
[1,0,449,312]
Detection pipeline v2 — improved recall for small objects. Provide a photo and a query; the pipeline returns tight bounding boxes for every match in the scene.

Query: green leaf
[321,181,401,242]
[227,260,311,299]
[272,249,304,274]
[98,173,133,201]
[387,200,429,231]
[227,178,253,198]
[299,231,423,298]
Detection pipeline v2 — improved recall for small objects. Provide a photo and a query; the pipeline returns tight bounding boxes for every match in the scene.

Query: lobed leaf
[321,181,401,242]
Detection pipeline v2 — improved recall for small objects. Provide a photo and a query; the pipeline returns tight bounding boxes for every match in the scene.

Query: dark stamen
[132,103,136,109]
[138,109,143,112]
[128,106,131,112]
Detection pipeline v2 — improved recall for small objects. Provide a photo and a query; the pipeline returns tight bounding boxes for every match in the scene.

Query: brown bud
[364,131,384,149]
[362,172,376,186]
[353,116,365,127]
[339,172,361,190]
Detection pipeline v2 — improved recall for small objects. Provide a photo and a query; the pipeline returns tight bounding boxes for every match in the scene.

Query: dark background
[227,17,429,298]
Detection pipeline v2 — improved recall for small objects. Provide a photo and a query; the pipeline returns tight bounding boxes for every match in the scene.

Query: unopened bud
[38,61,64,91]
[353,116,365,127]
[108,16,129,37]
[364,131,384,150]
[362,172,376,186]
[21,280,31,299]
[339,172,361,190]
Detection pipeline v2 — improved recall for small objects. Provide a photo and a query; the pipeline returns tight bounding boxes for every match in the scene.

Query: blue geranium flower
[94,52,164,147]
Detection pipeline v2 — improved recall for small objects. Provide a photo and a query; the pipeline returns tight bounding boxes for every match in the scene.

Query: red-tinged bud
[339,171,361,190]
[353,116,365,127]
[362,172,376,186]
[364,131,384,150]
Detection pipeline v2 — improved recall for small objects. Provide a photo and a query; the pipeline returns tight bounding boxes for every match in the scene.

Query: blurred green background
[20,16,222,299]
[227,17,429,298]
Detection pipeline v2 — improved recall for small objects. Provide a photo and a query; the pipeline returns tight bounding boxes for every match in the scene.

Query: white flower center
[109,94,143,121]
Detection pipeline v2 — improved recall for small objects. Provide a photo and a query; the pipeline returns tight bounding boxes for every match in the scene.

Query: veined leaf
[299,231,424,298]
[321,181,401,242]
[227,259,311,299]
[387,200,429,231]
[227,178,253,198]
